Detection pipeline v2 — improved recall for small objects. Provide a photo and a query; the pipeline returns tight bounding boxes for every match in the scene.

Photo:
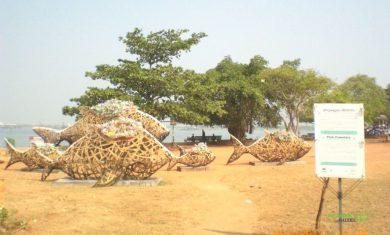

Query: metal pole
[338,178,343,235]
[172,124,175,144]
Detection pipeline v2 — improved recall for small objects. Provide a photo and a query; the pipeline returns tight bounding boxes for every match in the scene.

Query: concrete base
[53,177,161,186]
[248,160,306,166]
[20,168,60,173]
[177,166,208,172]
[285,160,306,165]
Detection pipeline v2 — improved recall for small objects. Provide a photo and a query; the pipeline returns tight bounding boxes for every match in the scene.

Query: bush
[0,206,28,233]
[5,138,15,146]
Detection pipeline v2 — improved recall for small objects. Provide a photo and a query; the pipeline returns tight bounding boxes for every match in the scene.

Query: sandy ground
[0,140,389,234]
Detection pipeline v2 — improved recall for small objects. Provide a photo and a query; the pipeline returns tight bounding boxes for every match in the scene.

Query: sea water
[0,123,314,147]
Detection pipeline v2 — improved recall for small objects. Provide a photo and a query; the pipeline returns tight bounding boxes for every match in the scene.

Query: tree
[386,84,390,117]
[260,59,333,134]
[338,75,389,123]
[63,28,225,124]
[299,87,351,123]
[205,56,275,140]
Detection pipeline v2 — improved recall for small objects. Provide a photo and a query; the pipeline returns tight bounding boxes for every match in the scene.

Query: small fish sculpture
[33,99,170,145]
[227,131,311,165]
[39,117,181,187]
[4,139,58,170]
[166,143,216,170]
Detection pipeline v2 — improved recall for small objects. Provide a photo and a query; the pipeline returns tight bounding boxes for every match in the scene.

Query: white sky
[1,0,389,124]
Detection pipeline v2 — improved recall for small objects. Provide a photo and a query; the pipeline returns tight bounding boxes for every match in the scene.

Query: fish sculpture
[166,143,216,170]
[39,117,181,187]
[4,139,58,170]
[33,99,170,145]
[227,131,311,165]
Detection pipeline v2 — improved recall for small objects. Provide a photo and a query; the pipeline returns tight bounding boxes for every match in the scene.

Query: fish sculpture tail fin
[226,134,249,165]
[4,138,23,169]
[32,127,62,145]
[166,144,186,171]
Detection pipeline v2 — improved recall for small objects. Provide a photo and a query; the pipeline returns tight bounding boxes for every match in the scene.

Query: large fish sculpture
[33,99,170,145]
[4,139,58,170]
[227,131,311,165]
[39,117,181,187]
[167,143,216,170]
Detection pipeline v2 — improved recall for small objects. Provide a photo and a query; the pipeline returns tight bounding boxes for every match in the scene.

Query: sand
[0,140,389,234]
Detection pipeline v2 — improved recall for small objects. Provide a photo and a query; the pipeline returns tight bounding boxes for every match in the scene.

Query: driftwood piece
[227,131,311,165]
[33,101,170,145]
[39,118,179,187]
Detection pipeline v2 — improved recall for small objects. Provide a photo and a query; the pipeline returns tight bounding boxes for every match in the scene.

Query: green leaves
[63,27,389,138]
[119,28,206,67]
[206,56,268,140]
[64,28,223,124]
[260,63,333,133]
[338,75,389,123]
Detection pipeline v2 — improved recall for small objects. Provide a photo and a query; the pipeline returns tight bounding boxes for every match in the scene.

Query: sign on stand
[314,103,365,234]
[314,103,365,179]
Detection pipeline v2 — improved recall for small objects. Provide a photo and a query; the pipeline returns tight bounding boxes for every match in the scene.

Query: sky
[1,0,389,124]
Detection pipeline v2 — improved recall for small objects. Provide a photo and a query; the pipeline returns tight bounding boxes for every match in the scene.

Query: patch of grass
[0,206,28,234]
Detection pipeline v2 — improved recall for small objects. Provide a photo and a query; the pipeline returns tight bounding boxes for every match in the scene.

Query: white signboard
[314,103,365,179]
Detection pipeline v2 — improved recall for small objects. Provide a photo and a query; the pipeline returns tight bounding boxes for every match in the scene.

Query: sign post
[170,119,177,144]
[314,103,365,234]
[338,178,342,234]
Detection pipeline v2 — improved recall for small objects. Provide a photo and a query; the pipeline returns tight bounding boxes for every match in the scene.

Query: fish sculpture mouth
[158,132,170,142]
[32,127,62,146]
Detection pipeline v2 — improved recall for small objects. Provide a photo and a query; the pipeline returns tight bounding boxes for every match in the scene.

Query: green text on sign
[320,162,357,166]
[320,130,358,135]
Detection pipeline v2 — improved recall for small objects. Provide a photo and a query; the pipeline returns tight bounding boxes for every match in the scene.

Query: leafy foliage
[0,207,28,233]
[62,27,390,138]
[4,137,16,146]
[206,56,274,140]
[63,28,224,124]
[119,28,206,67]
[260,60,333,134]
[338,75,389,123]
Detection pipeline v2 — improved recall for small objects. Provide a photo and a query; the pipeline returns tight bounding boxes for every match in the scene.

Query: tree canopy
[205,56,275,140]
[63,28,390,140]
[337,75,389,123]
[259,60,333,134]
[63,28,225,124]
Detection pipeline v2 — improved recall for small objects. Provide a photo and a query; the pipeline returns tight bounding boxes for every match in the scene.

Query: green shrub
[5,138,15,146]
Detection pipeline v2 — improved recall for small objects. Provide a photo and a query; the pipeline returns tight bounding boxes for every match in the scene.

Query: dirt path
[179,167,258,234]
[1,141,389,234]
[0,148,258,234]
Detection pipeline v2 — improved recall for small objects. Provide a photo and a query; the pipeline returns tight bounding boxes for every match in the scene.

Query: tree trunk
[286,108,299,135]
[228,126,246,142]
[315,178,330,230]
